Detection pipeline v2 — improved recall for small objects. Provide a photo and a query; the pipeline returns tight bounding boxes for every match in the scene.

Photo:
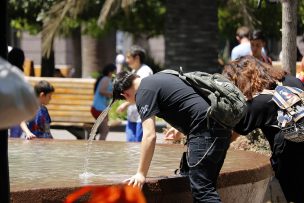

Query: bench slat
[52,88,93,95]
[26,76,95,83]
[47,104,91,111]
[51,122,93,128]
[50,116,95,123]
[51,94,94,100]
[50,100,93,105]
[49,110,93,117]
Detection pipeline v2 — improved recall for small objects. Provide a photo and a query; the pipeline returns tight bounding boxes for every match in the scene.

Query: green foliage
[9,0,165,40]
[81,18,112,38]
[218,0,282,40]
[58,17,81,36]
[8,0,56,34]
[298,0,304,34]
[109,100,127,121]
[109,0,165,38]
[78,0,107,37]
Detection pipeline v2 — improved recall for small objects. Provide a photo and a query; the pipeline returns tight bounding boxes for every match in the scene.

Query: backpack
[270,85,304,142]
[161,68,247,129]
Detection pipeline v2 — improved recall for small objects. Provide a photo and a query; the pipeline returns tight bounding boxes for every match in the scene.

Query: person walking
[116,45,153,142]
[113,71,231,202]
[231,26,251,60]
[249,29,272,65]
[7,46,36,139]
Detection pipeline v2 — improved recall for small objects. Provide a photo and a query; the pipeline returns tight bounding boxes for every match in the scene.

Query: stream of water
[80,104,113,182]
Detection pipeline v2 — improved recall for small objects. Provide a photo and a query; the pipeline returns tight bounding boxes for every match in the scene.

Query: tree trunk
[165,0,219,73]
[281,0,298,76]
[41,49,55,77]
[71,28,82,78]
[0,0,10,202]
[81,35,103,78]
[41,35,55,77]
[81,31,116,78]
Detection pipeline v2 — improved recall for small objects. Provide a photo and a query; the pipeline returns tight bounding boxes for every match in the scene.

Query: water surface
[9,139,183,191]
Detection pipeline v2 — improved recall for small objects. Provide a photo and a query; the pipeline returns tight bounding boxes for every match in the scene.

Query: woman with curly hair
[222,55,304,203]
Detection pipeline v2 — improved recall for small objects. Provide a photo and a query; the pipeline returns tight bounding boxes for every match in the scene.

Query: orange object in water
[65,185,146,203]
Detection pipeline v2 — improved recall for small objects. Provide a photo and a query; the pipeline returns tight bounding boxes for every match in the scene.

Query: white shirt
[127,64,153,122]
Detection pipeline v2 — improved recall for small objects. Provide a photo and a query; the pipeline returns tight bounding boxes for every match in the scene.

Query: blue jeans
[126,121,143,142]
[187,122,231,203]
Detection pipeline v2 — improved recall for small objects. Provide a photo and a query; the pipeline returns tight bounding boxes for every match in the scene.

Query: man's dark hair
[113,71,139,100]
[249,29,266,42]
[34,80,55,96]
[129,45,146,64]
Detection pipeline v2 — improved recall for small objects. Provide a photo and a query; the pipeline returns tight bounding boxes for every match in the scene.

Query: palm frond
[97,0,135,29]
[42,0,86,57]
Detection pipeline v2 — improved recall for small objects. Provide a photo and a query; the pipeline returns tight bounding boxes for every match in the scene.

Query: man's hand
[123,172,146,189]
[164,127,183,141]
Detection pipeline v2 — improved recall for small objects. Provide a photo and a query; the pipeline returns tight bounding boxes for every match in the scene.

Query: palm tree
[164,0,219,73]
[42,0,133,77]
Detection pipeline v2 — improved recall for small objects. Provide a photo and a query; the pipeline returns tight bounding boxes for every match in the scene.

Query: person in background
[7,46,33,138]
[91,64,117,140]
[113,71,231,202]
[231,26,251,60]
[54,68,65,77]
[249,29,272,65]
[222,56,304,202]
[116,45,153,142]
[297,33,304,71]
[26,80,55,139]
[8,47,25,71]
[115,49,125,74]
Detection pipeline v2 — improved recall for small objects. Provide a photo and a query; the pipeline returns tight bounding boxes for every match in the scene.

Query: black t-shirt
[234,75,304,149]
[136,72,209,135]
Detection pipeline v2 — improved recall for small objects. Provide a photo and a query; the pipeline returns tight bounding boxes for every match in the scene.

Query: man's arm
[137,116,157,176]
[116,101,130,113]
[124,116,157,189]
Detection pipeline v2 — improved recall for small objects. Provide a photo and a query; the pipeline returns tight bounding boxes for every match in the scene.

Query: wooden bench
[26,76,96,139]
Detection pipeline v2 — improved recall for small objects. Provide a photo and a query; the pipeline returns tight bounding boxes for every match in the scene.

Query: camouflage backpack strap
[160,67,188,83]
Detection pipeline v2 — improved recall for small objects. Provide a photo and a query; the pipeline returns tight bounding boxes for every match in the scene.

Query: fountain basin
[9,139,272,203]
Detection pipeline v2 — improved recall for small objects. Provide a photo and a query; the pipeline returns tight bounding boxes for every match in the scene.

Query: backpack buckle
[179,67,184,76]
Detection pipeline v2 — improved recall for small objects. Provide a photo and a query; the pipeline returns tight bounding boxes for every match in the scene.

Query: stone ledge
[9,140,272,203]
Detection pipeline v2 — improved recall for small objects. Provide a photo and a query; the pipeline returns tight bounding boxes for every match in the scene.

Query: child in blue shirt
[27,80,55,139]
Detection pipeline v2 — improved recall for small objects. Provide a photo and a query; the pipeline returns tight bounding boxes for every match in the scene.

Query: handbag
[280,122,304,142]
[0,58,39,129]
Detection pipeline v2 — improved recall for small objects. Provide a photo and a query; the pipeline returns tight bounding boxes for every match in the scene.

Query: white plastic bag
[0,57,39,129]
